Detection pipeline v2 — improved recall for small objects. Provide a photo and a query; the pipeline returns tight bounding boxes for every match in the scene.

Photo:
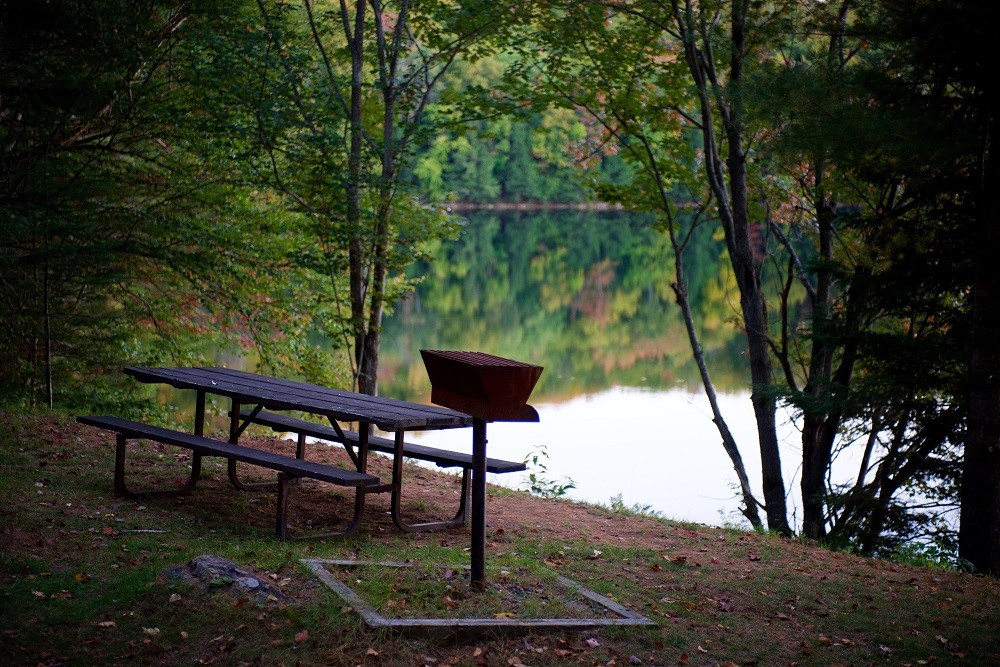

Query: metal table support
[471,418,488,590]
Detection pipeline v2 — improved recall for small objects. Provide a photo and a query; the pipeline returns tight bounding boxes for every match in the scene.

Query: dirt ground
[8,413,1000,666]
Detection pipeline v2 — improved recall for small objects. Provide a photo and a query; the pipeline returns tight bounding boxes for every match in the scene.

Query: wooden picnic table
[123,366,502,588]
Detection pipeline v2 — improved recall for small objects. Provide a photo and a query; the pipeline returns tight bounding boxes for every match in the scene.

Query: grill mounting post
[420,350,543,590]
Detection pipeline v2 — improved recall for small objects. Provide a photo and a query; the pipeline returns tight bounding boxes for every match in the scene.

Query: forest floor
[2,409,998,666]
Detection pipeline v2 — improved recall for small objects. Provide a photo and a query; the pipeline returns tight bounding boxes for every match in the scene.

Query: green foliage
[521,443,576,499]
[607,494,663,519]
[380,210,750,401]
[481,0,979,555]
[1,0,473,407]
[888,539,960,571]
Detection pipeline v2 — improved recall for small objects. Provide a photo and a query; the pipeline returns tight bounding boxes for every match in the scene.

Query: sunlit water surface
[391,387,822,528]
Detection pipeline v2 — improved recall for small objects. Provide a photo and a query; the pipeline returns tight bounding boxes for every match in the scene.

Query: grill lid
[420,350,543,422]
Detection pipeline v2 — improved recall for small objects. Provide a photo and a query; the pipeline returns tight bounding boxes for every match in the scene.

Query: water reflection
[380,210,777,525]
[403,387,804,527]
[380,209,749,402]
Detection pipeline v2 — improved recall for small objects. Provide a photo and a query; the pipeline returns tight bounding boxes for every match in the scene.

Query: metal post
[471,417,488,591]
[194,390,206,436]
[192,390,205,475]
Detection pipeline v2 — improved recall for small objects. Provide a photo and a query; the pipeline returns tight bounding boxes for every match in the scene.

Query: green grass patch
[322,560,618,620]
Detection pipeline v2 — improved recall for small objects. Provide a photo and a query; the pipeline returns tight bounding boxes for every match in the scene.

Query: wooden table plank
[125,366,472,431]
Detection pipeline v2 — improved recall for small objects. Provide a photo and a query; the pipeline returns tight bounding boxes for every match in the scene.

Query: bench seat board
[77,415,378,487]
[239,409,527,474]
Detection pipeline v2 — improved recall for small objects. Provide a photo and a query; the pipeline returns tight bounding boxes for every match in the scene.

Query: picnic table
[78,363,537,589]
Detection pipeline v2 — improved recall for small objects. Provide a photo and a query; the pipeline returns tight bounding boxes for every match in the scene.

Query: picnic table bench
[237,408,526,528]
[76,415,382,539]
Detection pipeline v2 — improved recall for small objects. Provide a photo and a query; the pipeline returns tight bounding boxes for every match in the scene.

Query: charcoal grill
[420,350,543,589]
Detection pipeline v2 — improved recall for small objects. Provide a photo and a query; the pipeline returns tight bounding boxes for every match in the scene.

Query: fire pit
[419,350,542,422]
[420,350,543,589]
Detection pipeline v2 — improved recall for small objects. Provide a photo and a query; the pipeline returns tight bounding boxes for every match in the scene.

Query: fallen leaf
[96,621,116,628]
[585,638,600,648]
[32,590,45,598]
[366,648,379,656]
[508,658,525,666]
[748,552,761,561]
[180,631,189,640]
[74,572,91,583]
[818,635,833,646]
[294,630,309,643]
[169,593,182,603]
[677,652,689,665]
[143,627,160,636]
[442,595,456,609]
[494,612,515,619]
[587,549,602,559]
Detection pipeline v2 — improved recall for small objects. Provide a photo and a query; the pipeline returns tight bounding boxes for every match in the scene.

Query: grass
[2,408,1000,666]
[320,560,619,621]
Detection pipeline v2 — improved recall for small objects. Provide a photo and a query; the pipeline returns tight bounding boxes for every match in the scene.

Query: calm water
[379,210,808,527]
[396,388,808,527]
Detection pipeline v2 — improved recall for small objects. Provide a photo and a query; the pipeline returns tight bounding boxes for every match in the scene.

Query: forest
[1,1,996,573]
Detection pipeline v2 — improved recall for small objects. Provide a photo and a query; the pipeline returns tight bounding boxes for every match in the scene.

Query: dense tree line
[504,0,991,567]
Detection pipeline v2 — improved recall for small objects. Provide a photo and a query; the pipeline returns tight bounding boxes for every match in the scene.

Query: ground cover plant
[2,409,999,666]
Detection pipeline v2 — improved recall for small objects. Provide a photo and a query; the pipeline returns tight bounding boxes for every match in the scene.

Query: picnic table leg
[388,428,469,532]
[113,433,200,499]
[191,389,205,477]
[471,418,487,591]
[226,400,275,490]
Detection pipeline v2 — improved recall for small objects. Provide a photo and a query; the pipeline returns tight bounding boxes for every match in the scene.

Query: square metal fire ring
[302,558,657,636]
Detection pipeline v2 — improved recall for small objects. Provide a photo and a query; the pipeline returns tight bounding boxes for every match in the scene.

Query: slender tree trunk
[356,0,407,396]
[959,102,1000,575]
[674,0,790,533]
[673,275,763,529]
[723,0,789,534]
[801,174,836,539]
[342,0,369,391]
[43,227,53,408]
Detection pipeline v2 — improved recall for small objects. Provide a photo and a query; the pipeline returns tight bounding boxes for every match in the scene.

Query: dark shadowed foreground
[2,411,998,665]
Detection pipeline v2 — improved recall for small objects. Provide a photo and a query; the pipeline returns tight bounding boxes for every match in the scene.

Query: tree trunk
[342,0,369,392]
[801,176,836,539]
[673,0,790,534]
[959,103,1000,575]
[723,0,790,535]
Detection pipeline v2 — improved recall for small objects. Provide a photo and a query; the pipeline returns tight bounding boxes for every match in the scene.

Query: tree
[201,0,507,395]
[512,0,980,553]
[1,1,323,408]
[0,1,195,406]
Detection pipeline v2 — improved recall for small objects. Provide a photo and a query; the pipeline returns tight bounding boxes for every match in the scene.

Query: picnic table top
[125,366,474,432]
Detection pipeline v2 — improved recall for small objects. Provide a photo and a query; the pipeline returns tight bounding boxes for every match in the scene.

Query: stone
[162,554,296,606]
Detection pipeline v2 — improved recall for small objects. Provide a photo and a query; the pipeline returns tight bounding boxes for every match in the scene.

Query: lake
[379,209,806,528]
